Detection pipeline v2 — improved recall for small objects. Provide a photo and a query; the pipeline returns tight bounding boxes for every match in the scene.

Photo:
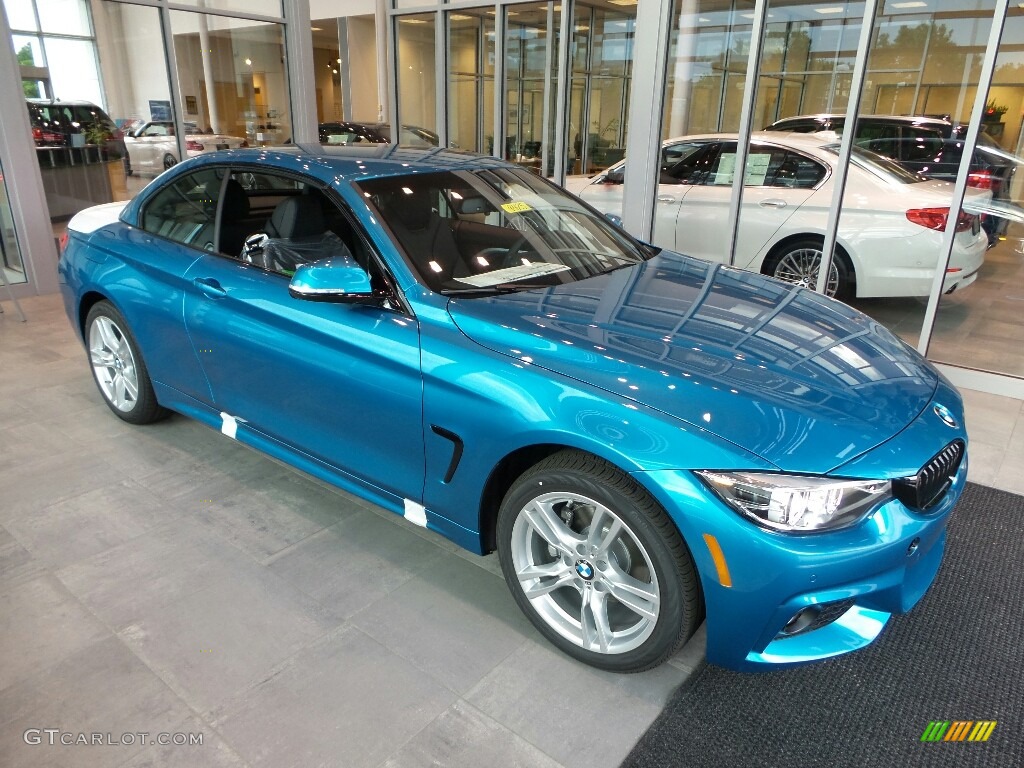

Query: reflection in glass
[169,11,291,148]
[569,3,635,175]
[309,11,380,125]
[396,14,437,138]
[447,10,494,154]
[835,0,996,349]
[505,2,561,176]
[930,5,1024,378]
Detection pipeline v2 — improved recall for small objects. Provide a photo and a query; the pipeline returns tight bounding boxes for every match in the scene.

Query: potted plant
[983,99,1008,124]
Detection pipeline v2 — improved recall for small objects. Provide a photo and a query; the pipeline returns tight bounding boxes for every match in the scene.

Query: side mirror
[604,167,625,184]
[604,212,624,228]
[288,255,378,304]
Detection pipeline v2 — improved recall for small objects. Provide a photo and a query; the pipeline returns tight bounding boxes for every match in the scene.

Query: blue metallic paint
[60,146,968,671]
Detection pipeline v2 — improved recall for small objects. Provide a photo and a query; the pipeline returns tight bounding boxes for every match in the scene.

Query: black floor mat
[624,483,1024,768]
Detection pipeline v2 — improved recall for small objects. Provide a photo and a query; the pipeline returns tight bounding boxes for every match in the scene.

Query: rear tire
[163,153,178,170]
[84,301,168,425]
[764,238,855,301]
[497,450,702,672]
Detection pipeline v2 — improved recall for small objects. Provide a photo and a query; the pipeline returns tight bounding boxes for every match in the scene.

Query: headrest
[222,178,250,219]
[267,195,325,240]
[456,196,490,215]
[381,189,433,231]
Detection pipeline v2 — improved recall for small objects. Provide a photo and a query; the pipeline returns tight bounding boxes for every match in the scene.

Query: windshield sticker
[501,201,533,214]
[454,262,569,287]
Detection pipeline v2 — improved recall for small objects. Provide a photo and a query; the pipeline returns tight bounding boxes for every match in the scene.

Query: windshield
[823,143,928,184]
[355,168,652,293]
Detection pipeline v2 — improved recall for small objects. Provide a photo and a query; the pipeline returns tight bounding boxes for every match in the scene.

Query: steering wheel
[501,234,532,269]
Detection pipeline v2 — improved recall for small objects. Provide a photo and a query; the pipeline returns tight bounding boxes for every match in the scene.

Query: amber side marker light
[702,533,733,588]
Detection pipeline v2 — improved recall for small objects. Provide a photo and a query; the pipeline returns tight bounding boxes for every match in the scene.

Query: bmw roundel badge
[575,559,595,581]
[933,403,959,429]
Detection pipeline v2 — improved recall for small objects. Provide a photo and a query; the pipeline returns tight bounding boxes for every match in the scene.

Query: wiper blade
[440,283,550,296]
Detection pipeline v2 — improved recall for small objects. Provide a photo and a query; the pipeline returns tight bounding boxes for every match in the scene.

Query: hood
[446,251,938,473]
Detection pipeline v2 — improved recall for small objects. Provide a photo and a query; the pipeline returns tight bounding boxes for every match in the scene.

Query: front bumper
[635,390,968,672]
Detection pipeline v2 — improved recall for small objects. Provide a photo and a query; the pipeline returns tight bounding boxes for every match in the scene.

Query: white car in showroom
[125,120,247,174]
[565,133,989,300]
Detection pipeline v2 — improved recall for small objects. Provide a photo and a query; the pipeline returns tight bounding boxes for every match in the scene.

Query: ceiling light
[815,6,845,13]
[450,14,473,21]
[609,0,638,5]
[311,26,323,32]
[892,1,927,7]
[400,18,426,24]
[245,58,252,66]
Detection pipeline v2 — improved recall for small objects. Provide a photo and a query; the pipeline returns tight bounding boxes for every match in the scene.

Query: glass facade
[0,0,1021,392]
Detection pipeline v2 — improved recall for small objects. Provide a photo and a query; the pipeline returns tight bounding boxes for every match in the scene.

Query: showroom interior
[1,0,1023,767]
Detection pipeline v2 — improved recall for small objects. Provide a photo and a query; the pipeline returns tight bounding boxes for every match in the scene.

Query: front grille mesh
[893,439,965,512]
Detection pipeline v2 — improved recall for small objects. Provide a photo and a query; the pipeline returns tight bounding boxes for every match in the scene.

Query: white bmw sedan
[125,121,248,175]
[564,132,989,300]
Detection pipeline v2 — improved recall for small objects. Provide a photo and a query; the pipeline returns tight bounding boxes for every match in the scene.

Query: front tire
[163,153,178,170]
[85,301,168,424]
[497,450,701,672]
[764,238,854,301]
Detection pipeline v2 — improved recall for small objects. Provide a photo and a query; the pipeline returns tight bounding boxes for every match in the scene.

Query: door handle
[657,195,677,203]
[193,277,227,299]
[759,199,788,209]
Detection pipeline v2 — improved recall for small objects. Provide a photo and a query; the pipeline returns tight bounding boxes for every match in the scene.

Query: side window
[141,167,223,250]
[232,171,358,278]
[768,152,826,189]
[901,127,945,163]
[703,144,789,187]
[853,123,899,159]
[663,143,718,185]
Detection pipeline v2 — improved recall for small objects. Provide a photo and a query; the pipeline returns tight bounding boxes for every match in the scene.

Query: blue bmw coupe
[59,145,968,672]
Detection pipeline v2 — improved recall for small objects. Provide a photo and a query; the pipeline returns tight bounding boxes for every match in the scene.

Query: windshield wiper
[440,283,551,296]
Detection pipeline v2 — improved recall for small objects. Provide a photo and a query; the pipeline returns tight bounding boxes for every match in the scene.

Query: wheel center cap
[575,559,595,581]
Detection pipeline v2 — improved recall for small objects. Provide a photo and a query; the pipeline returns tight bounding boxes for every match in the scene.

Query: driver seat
[243,195,349,273]
[378,190,468,285]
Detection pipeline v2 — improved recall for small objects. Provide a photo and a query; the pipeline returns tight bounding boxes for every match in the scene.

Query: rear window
[823,143,927,184]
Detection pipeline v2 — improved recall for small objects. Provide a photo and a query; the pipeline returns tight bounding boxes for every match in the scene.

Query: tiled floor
[0,294,703,768]
[2,293,1022,768]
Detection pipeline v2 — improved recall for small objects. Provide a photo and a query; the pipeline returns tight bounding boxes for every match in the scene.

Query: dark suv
[765,114,1017,243]
[27,99,129,171]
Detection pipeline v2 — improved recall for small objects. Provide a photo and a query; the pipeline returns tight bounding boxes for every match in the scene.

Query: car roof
[156,143,515,183]
[771,113,956,128]
[665,131,834,153]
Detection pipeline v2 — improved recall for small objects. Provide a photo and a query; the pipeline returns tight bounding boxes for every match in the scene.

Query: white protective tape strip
[403,499,428,528]
[220,412,244,439]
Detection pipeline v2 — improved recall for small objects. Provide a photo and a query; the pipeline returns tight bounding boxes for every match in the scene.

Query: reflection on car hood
[446,251,938,474]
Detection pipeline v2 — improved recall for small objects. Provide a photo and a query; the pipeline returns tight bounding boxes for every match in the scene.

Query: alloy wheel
[774,247,839,297]
[509,491,661,655]
[88,315,139,412]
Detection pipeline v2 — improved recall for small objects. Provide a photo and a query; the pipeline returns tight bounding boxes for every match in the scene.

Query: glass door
[504,2,560,176]
[447,9,494,153]
[569,2,636,176]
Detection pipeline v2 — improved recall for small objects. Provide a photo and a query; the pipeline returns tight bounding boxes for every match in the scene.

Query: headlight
[696,472,892,533]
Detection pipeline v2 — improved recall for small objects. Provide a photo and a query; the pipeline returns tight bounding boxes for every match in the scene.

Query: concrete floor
[0,294,703,768]
[2,293,1022,768]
